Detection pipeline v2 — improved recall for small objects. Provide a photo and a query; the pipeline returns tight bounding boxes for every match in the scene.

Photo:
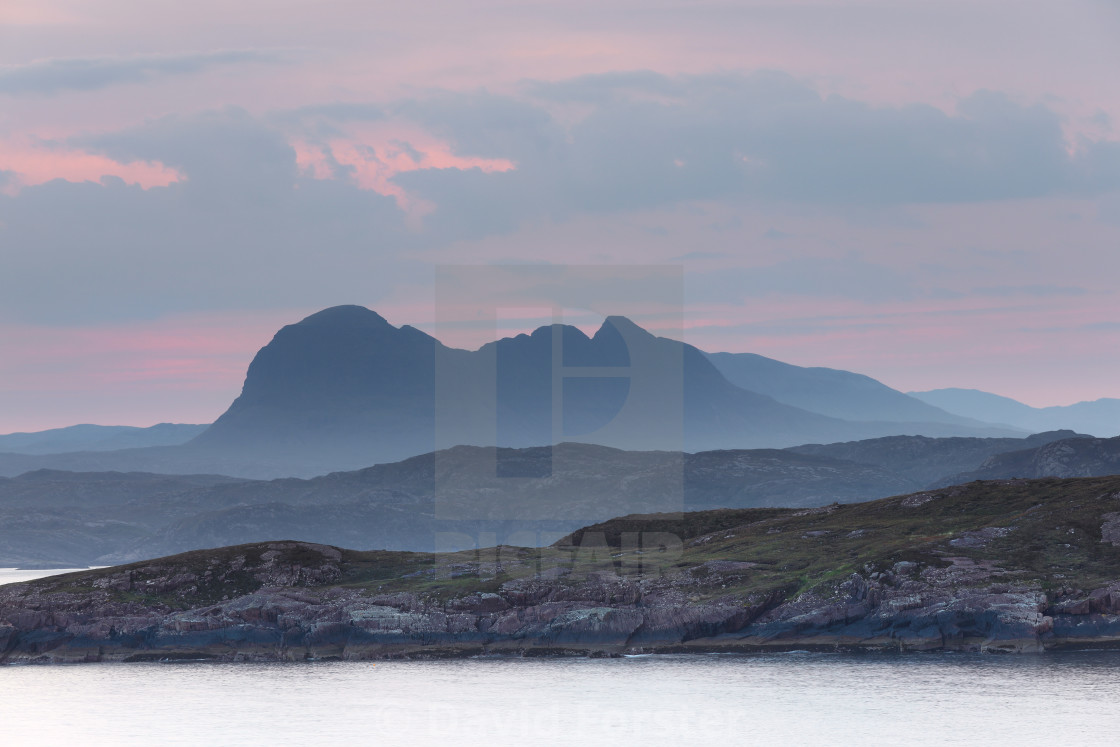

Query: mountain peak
[597,315,656,341]
[295,305,392,329]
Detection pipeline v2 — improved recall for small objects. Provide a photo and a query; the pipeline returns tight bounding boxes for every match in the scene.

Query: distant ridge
[188,305,864,471]
[0,435,1083,567]
[789,430,1088,486]
[0,306,1027,479]
[185,305,1025,475]
[0,423,206,455]
[705,351,987,426]
[910,388,1120,437]
[934,434,1120,485]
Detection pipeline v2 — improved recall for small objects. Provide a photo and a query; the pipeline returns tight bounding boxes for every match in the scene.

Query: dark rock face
[6,475,1120,662]
[0,543,1115,663]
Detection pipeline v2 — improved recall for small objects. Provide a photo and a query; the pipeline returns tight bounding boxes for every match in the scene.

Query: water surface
[3,652,1119,745]
[0,568,93,585]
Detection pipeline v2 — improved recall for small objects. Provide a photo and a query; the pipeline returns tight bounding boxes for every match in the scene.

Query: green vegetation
[20,476,1120,609]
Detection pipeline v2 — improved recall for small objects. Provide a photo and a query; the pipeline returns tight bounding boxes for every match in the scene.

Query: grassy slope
[20,476,1120,610]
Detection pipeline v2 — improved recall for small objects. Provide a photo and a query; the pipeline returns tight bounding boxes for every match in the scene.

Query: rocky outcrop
[6,475,1120,663]
[3,544,1119,663]
[940,435,1120,484]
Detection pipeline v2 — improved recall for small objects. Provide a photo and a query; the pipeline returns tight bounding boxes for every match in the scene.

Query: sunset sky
[2,0,1119,432]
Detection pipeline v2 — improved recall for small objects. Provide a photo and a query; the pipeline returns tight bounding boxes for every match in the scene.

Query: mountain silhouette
[909,388,1120,437]
[192,305,864,470]
[0,306,1025,478]
[705,352,985,426]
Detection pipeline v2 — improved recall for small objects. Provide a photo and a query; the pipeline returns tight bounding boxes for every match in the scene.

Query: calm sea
[4,570,1120,746]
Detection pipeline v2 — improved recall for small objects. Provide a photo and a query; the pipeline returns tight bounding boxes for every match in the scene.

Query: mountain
[0,306,1024,479]
[194,306,877,470]
[0,423,206,455]
[189,305,447,471]
[0,429,1099,568]
[787,430,1086,486]
[910,388,1120,437]
[937,435,1120,484]
[8,474,1120,661]
[0,442,914,567]
[705,352,992,427]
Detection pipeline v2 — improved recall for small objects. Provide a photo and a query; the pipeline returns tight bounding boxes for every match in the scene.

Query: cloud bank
[0,50,281,96]
[1,71,1118,330]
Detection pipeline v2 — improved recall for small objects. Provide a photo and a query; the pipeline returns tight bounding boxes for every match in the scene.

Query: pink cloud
[0,138,181,193]
[291,122,515,213]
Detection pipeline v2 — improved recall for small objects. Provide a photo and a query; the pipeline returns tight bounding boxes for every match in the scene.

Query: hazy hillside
[191,307,865,466]
[705,351,994,427]
[937,435,1120,485]
[910,388,1120,437]
[0,423,206,455]
[0,306,1024,478]
[786,430,1086,486]
[0,442,913,567]
[0,432,1099,568]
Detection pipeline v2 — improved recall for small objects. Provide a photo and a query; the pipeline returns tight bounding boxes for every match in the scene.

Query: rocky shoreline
[5,476,1120,663]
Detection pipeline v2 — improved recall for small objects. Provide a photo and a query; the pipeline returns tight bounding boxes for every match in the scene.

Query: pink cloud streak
[292,123,516,213]
[0,138,181,193]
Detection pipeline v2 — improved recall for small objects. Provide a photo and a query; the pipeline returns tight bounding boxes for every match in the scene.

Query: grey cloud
[1076,140,1120,194]
[0,110,411,325]
[1089,110,1112,134]
[393,166,532,241]
[522,70,682,104]
[1017,320,1120,334]
[5,71,1119,326]
[394,91,559,161]
[388,71,1120,236]
[78,108,300,208]
[1099,192,1120,225]
[268,103,385,141]
[0,51,282,96]
[273,102,385,123]
[685,318,894,338]
[969,284,1087,298]
[670,251,727,261]
[688,257,920,305]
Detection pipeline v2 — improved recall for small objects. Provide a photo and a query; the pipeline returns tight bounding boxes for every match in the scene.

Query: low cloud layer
[395,72,1120,231]
[0,50,281,96]
[2,72,1119,332]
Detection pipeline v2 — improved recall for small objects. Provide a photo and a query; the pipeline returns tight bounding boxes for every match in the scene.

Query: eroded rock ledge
[5,476,1120,663]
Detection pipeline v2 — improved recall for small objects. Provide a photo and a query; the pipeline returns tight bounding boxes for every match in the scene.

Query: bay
[3,652,1120,746]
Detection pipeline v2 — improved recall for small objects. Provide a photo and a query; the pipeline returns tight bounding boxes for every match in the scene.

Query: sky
[1,0,1119,432]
